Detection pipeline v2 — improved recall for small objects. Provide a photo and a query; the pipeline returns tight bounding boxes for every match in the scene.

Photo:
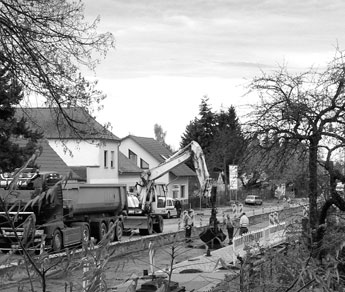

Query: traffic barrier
[273,212,279,224]
[82,257,90,291]
[269,213,274,225]
[148,241,155,274]
[269,212,279,225]
[232,222,286,265]
[177,217,181,231]
[238,203,243,216]
[303,207,309,218]
[231,204,237,218]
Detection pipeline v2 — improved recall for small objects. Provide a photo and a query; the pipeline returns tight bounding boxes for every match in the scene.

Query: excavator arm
[137,141,212,210]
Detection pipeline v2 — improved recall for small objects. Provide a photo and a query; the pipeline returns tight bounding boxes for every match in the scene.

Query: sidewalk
[117,204,300,292]
[117,220,272,292]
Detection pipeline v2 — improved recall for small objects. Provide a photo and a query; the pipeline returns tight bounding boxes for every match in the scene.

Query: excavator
[123,141,214,235]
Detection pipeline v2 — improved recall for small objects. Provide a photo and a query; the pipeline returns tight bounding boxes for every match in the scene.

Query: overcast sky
[82,0,345,150]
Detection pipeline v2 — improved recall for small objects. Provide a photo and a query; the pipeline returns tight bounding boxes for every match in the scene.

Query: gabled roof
[122,135,196,177]
[15,139,82,180]
[118,152,142,174]
[15,107,119,141]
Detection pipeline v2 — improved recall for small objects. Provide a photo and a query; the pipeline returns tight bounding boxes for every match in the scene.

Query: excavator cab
[146,183,168,217]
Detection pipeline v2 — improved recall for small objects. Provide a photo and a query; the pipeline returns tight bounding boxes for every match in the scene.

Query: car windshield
[247,196,254,199]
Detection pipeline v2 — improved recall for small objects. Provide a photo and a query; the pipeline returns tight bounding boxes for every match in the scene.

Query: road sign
[229,165,238,190]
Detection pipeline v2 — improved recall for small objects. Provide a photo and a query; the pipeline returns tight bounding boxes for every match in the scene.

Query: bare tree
[0,0,114,136]
[247,50,345,246]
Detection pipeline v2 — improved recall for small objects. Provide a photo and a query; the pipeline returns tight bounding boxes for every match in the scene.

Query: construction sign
[229,165,238,190]
[269,212,279,225]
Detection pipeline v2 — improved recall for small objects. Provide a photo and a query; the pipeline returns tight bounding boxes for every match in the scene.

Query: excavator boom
[138,141,211,209]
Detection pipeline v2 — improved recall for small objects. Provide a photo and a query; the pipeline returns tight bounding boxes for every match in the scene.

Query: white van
[157,197,177,219]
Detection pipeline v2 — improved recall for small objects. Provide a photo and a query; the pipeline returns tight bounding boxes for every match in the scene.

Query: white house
[15,107,141,184]
[120,135,196,201]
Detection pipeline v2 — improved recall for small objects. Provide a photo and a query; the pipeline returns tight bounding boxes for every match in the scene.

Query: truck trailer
[0,179,127,253]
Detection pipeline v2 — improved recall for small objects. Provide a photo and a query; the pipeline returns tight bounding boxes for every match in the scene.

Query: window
[128,149,137,165]
[140,158,149,169]
[110,151,115,168]
[181,185,186,198]
[104,150,108,168]
[157,197,165,208]
[172,185,179,199]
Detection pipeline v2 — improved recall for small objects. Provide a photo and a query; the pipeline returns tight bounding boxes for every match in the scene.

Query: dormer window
[129,149,137,165]
[140,158,149,169]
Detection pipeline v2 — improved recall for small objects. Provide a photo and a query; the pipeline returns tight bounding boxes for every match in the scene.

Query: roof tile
[15,107,119,140]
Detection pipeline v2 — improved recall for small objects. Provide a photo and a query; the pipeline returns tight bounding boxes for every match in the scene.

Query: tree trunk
[308,139,319,231]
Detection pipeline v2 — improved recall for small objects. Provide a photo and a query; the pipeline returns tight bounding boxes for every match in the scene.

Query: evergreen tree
[180,96,216,154]
[0,67,42,172]
[208,106,246,180]
[180,98,246,181]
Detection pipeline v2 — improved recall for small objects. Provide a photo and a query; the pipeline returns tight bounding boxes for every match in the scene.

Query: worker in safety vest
[239,212,249,235]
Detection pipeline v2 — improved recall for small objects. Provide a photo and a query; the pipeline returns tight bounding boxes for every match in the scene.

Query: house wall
[48,139,120,183]
[118,174,141,190]
[167,175,189,201]
[120,138,190,199]
[120,139,170,186]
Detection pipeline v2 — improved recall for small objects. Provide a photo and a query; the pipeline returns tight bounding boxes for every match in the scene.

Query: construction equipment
[0,174,127,253]
[123,141,212,235]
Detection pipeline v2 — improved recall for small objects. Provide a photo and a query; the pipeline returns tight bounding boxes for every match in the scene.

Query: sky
[81,0,345,150]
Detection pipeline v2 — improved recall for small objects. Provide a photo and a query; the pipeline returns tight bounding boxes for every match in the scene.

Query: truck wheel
[52,229,63,252]
[139,216,153,235]
[81,224,90,243]
[108,221,116,242]
[153,215,164,233]
[115,221,123,241]
[98,222,108,242]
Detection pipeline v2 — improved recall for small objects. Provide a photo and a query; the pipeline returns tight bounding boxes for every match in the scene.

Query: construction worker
[184,209,194,242]
[225,214,235,244]
[239,212,249,235]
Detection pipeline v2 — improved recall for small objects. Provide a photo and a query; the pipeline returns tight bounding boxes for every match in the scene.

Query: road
[0,201,292,291]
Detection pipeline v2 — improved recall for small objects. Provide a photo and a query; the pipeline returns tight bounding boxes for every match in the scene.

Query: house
[119,135,196,201]
[15,107,141,184]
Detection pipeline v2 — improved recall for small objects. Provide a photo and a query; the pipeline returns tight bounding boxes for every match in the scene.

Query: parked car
[244,195,263,205]
[157,197,178,219]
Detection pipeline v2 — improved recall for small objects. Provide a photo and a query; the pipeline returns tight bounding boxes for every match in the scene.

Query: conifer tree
[0,67,42,172]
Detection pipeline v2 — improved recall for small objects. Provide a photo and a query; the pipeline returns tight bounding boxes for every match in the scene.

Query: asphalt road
[0,201,291,291]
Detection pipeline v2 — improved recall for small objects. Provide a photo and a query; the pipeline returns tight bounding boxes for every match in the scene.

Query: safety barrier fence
[232,222,286,265]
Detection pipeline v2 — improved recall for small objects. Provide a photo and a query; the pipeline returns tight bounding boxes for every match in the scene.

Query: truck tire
[153,215,164,233]
[108,221,116,242]
[139,216,153,235]
[114,221,123,241]
[81,224,90,243]
[52,229,63,252]
[98,222,108,242]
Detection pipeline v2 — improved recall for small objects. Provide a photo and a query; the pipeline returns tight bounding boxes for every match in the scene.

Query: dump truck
[0,174,127,253]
